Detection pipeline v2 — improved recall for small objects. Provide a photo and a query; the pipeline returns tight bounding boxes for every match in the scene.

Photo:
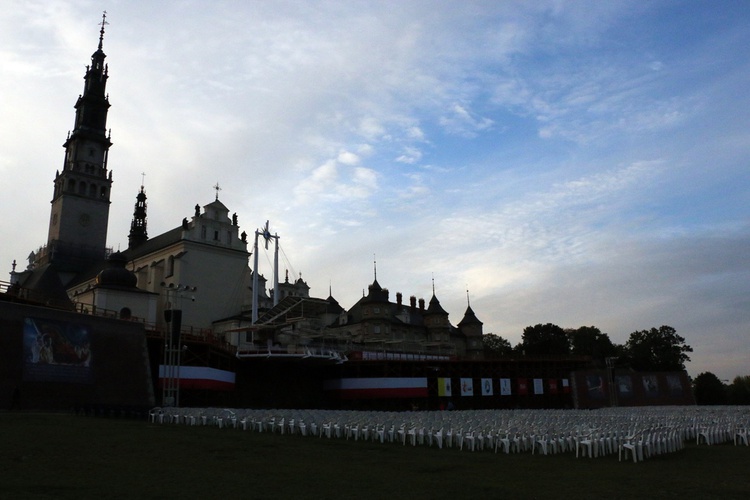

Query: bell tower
[45,12,113,270]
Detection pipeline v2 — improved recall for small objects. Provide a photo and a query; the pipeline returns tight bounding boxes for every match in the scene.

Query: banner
[562,378,570,393]
[642,375,659,398]
[616,375,633,398]
[500,378,512,396]
[667,374,683,397]
[460,378,474,397]
[481,378,493,396]
[23,317,93,384]
[438,377,452,397]
[324,377,428,399]
[533,378,544,395]
[587,374,606,399]
[518,378,528,396]
[548,379,558,394]
[159,365,236,391]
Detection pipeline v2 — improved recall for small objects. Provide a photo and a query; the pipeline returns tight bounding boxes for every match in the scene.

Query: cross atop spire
[213,182,221,200]
[98,11,108,50]
[373,254,377,281]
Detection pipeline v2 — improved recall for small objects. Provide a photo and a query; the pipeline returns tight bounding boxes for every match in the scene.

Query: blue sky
[1,1,748,380]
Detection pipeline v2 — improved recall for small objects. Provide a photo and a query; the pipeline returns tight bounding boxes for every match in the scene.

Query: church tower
[128,183,148,249]
[44,13,113,270]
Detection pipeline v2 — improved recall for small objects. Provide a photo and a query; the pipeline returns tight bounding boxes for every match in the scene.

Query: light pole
[161,283,197,407]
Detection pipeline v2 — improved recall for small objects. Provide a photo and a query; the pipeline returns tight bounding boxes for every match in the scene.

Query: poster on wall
[438,377,452,397]
[460,378,474,397]
[22,317,93,384]
[548,379,558,394]
[642,375,659,397]
[616,375,633,398]
[666,374,683,397]
[500,378,512,396]
[586,374,606,400]
[481,378,493,396]
[562,378,571,393]
[517,378,528,396]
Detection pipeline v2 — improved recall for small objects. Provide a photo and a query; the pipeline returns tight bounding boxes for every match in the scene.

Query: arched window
[89,184,97,197]
[78,181,86,195]
[68,179,76,192]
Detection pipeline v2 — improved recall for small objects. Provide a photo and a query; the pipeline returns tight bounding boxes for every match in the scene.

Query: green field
[1,412,748,499]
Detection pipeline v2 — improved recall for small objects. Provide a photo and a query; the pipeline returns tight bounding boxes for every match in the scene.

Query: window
[166,256,175,278]
[201,226,207,239]
[214,230,219,241]
[227,231,232,244]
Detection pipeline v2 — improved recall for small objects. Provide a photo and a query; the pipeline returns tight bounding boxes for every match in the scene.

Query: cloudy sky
[1,1,748,380]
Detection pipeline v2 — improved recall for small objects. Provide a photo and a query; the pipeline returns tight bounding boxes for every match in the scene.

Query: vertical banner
[562,378,571,393]
[548,379,558,394]
[518,378,528,396]
[533,378,544,395]
[666,374,683,397]
[616,375,633,398]
[438,377,452,397]
[481,378,493,396]
[500,378,512,396]
[587,374,606,399]
[642,375,659,398]
[460,378,474,396]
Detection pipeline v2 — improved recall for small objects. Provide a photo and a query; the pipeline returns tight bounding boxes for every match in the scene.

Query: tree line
[482,323,693,372]
[692,372,750,405]
[483,324,748,405]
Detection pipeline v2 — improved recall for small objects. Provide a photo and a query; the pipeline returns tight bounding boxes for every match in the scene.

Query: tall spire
[43,13,114,269]
[128,178,148,250]
[98,11,108,50]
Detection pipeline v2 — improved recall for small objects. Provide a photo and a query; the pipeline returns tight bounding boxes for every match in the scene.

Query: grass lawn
[1,412,748,499]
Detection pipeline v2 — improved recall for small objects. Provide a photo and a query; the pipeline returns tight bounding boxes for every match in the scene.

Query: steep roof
[122,226,183,261]
[424,293,448,316]
[457,305,483,327]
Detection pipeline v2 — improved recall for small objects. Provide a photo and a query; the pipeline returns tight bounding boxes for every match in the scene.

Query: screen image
[23,317,93,384]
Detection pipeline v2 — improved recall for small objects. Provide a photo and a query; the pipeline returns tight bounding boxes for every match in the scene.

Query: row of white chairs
[148,406,750,462]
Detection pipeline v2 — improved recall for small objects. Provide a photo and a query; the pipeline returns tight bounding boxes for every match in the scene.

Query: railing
[0,280,75,310]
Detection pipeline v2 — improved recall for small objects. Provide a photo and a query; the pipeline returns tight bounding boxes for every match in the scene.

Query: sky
[1,1,748,381]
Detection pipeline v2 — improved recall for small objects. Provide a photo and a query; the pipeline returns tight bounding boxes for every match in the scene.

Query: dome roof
[96,251,137,288]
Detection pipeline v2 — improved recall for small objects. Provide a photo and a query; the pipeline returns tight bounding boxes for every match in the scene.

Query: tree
[692,372,727,405]
[624,325,693,371]
[727,375,750,405]
[520,323,570,357]
[568,326,619,361]
[482,333,514,358]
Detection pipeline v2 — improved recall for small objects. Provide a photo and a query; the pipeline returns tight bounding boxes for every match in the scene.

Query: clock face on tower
[79,213,91,227]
